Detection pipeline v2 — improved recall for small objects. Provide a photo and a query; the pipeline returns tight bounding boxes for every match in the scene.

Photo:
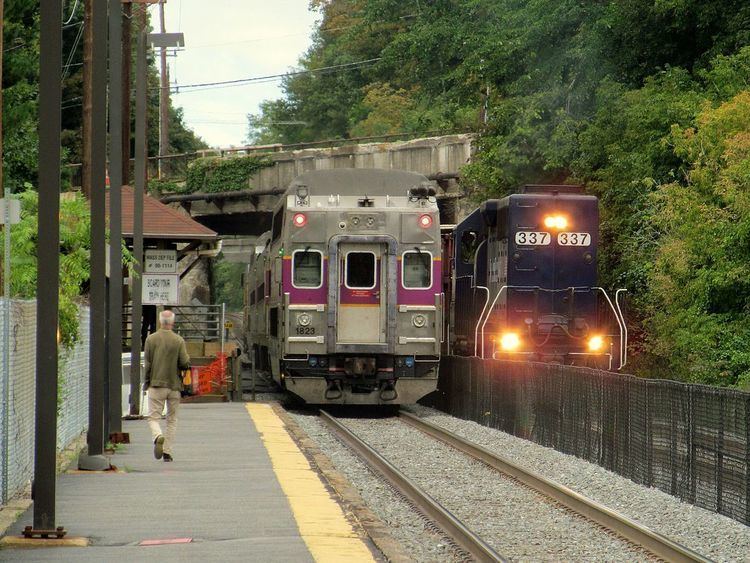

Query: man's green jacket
[144,328,190,391]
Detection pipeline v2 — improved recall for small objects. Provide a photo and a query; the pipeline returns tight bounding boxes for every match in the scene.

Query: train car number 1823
[295,327,316,335]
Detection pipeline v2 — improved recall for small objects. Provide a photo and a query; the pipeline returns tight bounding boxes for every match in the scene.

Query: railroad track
[320,410,504,562]
[320,410,712,563]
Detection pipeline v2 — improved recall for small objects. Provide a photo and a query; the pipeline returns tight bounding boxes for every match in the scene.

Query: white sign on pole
[144,249,177,273]
[0,198,21,225]
[142,274,180,305]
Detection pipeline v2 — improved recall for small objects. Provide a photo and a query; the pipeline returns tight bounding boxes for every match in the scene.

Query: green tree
[648,91,750,386]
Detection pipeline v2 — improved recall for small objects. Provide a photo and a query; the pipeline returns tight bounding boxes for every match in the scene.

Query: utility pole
[33,0,64,536]
[122,2,132,184]
[78,0,110,471]
[82,0,92,199]
[158,0,169,179]
[129,6,148,415]
[107,0,125,439]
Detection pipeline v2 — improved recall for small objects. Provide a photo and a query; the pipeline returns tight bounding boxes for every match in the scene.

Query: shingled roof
[106,186,217,241]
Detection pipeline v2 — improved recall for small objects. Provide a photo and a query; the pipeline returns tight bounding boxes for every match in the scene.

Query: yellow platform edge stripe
[245,403,376,563]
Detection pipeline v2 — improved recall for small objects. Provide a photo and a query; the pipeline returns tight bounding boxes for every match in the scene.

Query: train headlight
[500,332,521,352]
[543,215,568,230]
[412,314,427,328]
[297,313,312,327]
[293,213,307,228]
[588,335,605,352]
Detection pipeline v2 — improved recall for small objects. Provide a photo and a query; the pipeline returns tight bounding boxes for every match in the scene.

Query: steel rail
[319,410,505,563]
[399,411,712,563]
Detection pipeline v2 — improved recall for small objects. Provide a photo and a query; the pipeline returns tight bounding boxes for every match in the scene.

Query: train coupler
[324,379,343,400]
[379,380,398,402]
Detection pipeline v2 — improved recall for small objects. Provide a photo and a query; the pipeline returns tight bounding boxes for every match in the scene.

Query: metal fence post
[221,302,225,355]
[2,189,10,505]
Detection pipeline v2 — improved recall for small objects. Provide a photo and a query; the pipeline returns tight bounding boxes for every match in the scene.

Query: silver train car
[244,169,442,404]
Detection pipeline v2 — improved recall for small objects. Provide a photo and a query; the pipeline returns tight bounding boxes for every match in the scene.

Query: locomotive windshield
[403,250,432,288]
[293,249,323,288]
[345,252,376,289]
[460,231,479,264]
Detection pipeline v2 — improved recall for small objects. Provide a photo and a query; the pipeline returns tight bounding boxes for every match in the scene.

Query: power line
[171,57,382,94]
[61,20,84,80]
[62,0,81,26]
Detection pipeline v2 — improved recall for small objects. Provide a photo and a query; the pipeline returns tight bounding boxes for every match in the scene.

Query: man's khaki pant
[147,387,181,456]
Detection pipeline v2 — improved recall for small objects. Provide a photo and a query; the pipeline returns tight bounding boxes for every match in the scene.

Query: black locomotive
[443,185,626,369]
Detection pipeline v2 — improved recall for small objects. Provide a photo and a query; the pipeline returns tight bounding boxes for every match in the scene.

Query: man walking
[144,310,190,462]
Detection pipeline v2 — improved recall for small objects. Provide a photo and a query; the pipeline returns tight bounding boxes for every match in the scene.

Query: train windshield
[292,249,323,288]
[403,250,432,288]
[345,252,376,289]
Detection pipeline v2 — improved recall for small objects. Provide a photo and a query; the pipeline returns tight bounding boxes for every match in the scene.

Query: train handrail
[593,287,625,370]
[473,285,492,357]
[477,285,624,362]
[615,289,628,369]
[479,286,509,358]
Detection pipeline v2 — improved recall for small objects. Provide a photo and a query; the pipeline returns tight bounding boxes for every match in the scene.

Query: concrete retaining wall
[187,134,474,218]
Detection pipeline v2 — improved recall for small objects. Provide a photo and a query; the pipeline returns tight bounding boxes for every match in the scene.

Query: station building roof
[105,185,218,242]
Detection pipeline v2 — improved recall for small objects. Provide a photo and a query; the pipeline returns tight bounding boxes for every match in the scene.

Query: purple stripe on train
[283,257,441,306]
[282,258,328,304]
[397,260,442,305]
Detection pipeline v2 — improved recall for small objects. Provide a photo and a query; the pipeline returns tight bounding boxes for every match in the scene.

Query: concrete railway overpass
[161,133,474,261]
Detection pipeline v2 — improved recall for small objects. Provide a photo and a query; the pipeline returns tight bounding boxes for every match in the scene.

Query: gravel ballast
[291,411,465,562]
[405,404,750,562]
[291,406,750,562]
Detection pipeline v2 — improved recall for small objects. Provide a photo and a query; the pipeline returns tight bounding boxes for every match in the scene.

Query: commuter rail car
[444,185,627,369]
[245,169,442,404]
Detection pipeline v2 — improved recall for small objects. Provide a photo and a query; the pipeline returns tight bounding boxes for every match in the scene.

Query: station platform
[0,402,379,562]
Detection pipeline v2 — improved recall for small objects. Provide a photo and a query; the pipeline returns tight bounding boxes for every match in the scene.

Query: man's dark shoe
[154,435,164,459]
[163,453,173,462]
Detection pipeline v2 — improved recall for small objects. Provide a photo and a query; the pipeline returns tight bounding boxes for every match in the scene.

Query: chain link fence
[0,300,90,503]
[423,357,750,525]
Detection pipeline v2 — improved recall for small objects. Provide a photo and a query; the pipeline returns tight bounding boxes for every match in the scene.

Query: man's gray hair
[159,310,176,326]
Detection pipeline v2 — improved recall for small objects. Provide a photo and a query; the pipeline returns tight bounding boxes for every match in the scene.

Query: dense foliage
[185,155,273,193]
[3,191,94,346]
[211,256,245,311]
[253,0,750,386]
[1,4,203,347]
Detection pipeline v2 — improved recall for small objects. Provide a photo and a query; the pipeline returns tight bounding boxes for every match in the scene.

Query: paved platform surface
[0,402,376,562]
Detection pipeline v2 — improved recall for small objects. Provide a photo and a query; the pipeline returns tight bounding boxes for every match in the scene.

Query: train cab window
[460,231,479,264]
[402,250,432,289]
[345,252,376,289]
[292,249,323,288]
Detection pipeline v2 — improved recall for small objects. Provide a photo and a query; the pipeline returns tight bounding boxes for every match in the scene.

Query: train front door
[336,243,386,344]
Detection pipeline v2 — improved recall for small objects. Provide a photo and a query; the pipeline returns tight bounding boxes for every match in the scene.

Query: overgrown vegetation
[211,256,245,311]
[252,1,750,386]
[185,155,273,193]
[1,4,201,347]
[2,190,89,347]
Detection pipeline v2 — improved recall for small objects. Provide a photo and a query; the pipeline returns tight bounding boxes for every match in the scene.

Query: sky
[156,1,318,149]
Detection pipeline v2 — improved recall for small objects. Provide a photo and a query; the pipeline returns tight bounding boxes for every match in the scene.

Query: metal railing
[122,304,225,352]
